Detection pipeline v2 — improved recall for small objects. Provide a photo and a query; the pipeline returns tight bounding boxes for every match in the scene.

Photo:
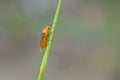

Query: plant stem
[37,0,63,80]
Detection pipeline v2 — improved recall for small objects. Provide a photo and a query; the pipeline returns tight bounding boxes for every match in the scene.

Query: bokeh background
[0,0,120,80]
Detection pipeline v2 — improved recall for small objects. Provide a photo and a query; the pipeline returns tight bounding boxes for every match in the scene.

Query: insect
[40,26,51,49]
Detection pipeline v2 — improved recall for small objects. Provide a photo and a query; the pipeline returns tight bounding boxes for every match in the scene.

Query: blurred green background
[0,0,120,80]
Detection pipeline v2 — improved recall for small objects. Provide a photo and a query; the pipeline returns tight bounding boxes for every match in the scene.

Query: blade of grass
[37,0,63,80]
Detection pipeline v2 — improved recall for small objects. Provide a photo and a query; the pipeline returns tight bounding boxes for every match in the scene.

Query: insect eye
[48,27,50,30]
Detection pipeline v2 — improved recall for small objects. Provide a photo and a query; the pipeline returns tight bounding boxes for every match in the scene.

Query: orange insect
[40,26,51,49]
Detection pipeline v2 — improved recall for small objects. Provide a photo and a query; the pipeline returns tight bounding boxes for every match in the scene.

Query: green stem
[37,0,63,80]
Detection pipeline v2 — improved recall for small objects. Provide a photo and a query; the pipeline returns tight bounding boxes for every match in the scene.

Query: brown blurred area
[0,0,120,80]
